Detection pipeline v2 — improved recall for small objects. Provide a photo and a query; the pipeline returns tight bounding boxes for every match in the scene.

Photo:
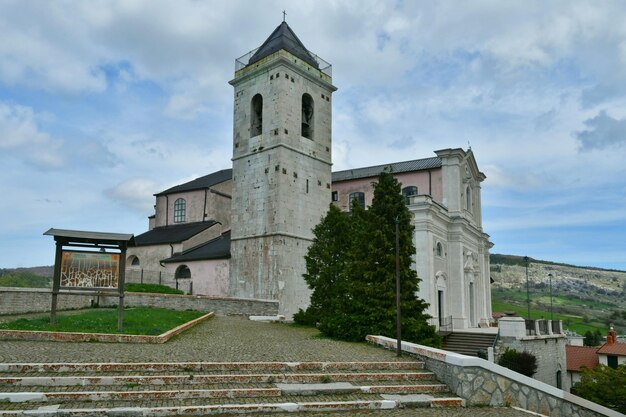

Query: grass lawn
[0,307,205,335]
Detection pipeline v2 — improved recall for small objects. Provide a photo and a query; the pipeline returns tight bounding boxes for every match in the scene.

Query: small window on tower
[250,94,263,137]
[301,93,314,140]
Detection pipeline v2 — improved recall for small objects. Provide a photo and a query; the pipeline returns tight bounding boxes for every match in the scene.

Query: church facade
[127,22,493,330]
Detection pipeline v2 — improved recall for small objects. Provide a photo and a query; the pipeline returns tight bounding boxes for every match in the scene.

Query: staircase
[0,361,464,415]
[442,332,497,357]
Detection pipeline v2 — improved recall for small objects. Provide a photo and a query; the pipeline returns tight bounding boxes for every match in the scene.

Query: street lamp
[548,273,553,321]
[395,216,401,357]
[524,256,530,319]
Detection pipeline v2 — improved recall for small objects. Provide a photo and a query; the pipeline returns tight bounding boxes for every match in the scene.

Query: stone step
[0,371,436,388]
[0,361,424,374]
[0,361,464,415]
[0,383,450,403]
[0,396,465,416]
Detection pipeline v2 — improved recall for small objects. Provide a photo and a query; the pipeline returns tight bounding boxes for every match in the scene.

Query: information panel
[60,251,119,289]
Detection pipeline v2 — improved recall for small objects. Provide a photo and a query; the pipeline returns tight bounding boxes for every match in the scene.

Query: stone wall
[497,316,569,391]
[0,287,278,317]
[367,335,621,417]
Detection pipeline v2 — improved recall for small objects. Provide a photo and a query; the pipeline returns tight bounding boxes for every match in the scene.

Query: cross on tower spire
[282,10,287,22]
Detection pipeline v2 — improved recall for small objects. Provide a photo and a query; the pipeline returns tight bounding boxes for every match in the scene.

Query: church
[126,21,493,331]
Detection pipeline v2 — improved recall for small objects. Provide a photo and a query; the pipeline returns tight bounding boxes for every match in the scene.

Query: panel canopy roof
[44,228,134,245]
[248,21,319,69]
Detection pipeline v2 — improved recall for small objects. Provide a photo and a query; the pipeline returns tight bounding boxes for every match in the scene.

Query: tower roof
[248,21,319,69]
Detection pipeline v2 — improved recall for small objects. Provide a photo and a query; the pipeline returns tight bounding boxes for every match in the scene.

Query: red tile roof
[597,342,626,356]
[566,345,599,372]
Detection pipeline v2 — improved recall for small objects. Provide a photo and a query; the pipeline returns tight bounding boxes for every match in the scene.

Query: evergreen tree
[295,204,351,328]
[352,171,438,346]
[297,171,440,347]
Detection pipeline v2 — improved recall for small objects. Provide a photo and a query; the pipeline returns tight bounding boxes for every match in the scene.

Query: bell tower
[228,22,336,317]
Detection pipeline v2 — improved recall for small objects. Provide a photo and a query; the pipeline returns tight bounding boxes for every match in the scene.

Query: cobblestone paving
[0,315,413,363]
[0,315,533,416]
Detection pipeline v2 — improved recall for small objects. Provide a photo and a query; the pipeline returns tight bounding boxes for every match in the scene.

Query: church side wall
[207,180,232,228]
[187,259,230,297]
[332,169,443,212]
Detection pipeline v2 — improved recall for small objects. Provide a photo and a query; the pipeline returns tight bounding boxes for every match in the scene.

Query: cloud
[576,111,626,151]
[0,102,64,169]
[105,178,161,212]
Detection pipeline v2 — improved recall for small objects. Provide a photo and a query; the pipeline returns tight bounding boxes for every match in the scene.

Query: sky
[1,1,625,271]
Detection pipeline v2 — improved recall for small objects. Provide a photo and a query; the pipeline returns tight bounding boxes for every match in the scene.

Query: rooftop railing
[235,47,332,77]
[525,319,564,337]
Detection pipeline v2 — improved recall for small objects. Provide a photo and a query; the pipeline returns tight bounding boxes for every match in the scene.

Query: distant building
[597,326,626,368]
[126,21,493,329]
[566,345,599,388]
[565,326,625,392]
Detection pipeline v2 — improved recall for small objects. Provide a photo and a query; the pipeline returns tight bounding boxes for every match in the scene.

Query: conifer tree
[295,204,351,329]
[297,172,440,347]
[350,171,439,346]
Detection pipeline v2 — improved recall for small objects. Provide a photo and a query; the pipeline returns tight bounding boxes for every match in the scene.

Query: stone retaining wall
[367,335,622,417]
[0,287,278,317]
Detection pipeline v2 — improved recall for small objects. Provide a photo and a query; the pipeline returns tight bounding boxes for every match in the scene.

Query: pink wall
[332,168,443,211]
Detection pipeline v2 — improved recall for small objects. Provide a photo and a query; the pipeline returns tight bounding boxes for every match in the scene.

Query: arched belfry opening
[301,93,314,139]
[250,94,263,137]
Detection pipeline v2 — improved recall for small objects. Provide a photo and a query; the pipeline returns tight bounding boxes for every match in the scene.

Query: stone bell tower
[228,21,336,317]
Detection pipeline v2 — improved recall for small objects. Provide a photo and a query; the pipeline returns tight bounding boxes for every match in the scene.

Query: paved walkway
[0,314,533,416]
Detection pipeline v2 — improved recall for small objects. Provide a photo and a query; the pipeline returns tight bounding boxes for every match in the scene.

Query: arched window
[127,255,140,267]
[436,242,443,257]
[556,370,562,389]
[250,94,263,137]
[301,93,314,139]
[402,186,418,205]
[466,186,472,212]
[174,198,186,223]
[349,192,365,210]
[175,265,191,279]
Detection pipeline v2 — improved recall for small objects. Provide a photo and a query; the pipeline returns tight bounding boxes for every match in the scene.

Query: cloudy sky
[1,1,625,270]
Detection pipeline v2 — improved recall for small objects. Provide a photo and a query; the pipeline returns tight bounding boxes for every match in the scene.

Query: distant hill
[490,254,626,273]
[0,266,54,278]
[0,266,53,288]
[489,254,626,335]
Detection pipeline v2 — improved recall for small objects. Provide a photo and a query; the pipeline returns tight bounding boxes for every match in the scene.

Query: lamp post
[524,256,530,319]
[548,273,553,321]
[395,216,401,357]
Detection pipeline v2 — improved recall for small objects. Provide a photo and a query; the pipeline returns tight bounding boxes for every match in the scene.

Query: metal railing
[235,47,332,76]
[438,315,453,336]
[124,268,192,294]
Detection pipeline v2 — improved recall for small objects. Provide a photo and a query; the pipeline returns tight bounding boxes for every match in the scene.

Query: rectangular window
[331,191,338,202]
[349,192,365,210]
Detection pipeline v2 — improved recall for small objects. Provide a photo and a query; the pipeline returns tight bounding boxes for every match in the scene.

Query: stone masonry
[228,27,337,318]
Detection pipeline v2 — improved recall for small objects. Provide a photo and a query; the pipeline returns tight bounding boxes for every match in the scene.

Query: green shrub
[498,348,538,377]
